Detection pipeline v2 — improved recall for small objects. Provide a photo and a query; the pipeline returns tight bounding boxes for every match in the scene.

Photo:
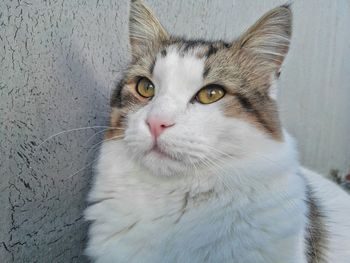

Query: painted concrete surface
[1,0,349,262]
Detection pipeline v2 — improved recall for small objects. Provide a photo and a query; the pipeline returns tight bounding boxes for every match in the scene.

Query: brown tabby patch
[305,184,329,263]
[202,44,283,140]
[105,108,124,140]
[107,82,149,140]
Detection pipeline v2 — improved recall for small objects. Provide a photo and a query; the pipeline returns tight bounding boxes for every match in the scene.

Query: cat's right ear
[235,5,292,75]
[129,0,169,59]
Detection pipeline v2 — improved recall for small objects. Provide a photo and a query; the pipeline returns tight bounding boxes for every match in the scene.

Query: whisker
[198,154,236,194]
[203,143,285,170]
[65,145,126,180]
[66,134,125,176]
[66,159,97,180]
[71,128,110,162]
[82,129,112,149]
[86,135,124,156]
[78,128,125,158]
[185,153,201,192]
[37,126,124,148]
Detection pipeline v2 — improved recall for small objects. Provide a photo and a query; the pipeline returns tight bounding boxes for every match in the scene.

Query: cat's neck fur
[86,131,308,263]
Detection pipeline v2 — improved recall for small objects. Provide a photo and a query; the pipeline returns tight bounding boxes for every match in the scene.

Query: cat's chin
[139,150,193,177]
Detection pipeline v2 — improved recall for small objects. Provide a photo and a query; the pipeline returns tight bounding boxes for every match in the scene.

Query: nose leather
[146,117,175,139]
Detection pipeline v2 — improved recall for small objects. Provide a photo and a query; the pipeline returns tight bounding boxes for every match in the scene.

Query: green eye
[195,85,226,104]
[136,77,155,98]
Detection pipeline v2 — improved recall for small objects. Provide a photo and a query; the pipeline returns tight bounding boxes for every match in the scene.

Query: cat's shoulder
[301,167,350,262]
[301,167,350,205]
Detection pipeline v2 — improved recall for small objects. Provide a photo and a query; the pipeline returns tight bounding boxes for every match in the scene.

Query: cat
[84,1,350,262]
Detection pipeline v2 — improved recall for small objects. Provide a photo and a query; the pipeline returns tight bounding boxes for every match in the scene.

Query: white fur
[269,73,278,100]
[85,50,350,262]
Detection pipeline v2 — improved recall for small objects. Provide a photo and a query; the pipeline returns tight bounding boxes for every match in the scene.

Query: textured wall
[1,0,349,262]
[0,0,129,262]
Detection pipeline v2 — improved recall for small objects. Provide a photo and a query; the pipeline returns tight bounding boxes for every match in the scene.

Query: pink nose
[146,117,175,139]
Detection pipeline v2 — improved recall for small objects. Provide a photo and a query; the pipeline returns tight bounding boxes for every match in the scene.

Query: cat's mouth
[148,144,180,162]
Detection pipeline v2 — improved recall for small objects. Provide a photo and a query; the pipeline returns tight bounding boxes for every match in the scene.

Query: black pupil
[145,82,152,91]
[208,89,217,98]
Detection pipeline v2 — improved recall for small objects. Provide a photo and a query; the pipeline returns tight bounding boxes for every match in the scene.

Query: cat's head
[107,0,292,176]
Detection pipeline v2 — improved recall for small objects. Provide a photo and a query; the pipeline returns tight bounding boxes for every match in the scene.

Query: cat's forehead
[152,45,206,96]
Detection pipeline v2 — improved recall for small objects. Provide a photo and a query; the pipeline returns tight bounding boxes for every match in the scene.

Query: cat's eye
[195,85,226,104]
[136,77,155,98]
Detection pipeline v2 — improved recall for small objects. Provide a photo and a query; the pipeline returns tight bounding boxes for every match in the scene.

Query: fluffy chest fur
[85,137,308,263]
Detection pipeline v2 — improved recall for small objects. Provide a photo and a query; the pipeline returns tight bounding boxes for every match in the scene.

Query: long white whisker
[66,134,125,175]
[86,135,125,156]
[65,144,128,180]
[203,143,284,170]
[37,126,124,147]
[199,154,236,194]
[73,128,111,161]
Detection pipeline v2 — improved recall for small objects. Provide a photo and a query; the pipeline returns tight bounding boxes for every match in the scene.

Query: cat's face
[106,0,292,176]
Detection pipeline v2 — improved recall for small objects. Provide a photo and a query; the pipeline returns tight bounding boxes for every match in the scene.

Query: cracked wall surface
[1,0,349,262]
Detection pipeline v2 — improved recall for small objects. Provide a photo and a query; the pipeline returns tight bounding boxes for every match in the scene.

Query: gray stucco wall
[1,0,349,262]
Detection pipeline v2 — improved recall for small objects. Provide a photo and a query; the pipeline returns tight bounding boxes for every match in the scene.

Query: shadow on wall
[0,0,129,261]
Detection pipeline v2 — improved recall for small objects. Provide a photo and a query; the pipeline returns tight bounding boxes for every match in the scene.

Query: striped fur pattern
[304,181,328,263]
[86,1,350,262]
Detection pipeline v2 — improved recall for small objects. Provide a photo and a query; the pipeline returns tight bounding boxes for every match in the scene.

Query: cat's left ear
[129,0,169,59]
[236,5,292,75]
